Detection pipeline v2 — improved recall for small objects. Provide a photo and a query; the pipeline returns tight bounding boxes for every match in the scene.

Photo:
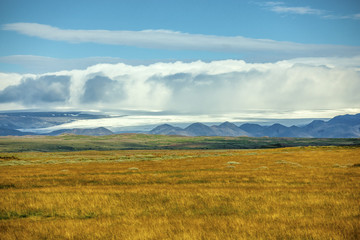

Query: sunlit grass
[1,146,359,239]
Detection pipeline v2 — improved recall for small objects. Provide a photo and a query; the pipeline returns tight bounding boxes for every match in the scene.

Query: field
[0,134,359,152]
[1,143,359,239]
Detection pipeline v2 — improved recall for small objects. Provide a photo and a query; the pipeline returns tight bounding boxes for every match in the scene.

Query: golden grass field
[0,146,359,239]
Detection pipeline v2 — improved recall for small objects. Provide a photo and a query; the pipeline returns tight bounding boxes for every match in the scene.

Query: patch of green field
[0,134,359,152]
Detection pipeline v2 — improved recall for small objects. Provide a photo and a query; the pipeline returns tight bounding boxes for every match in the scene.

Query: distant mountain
[149,124,189,136]
[328,113,360,125]
[150,113,360,138]
[238,123,264,137]
[212,122,248,137]
[1,112,359,138]
[0,128,37,136]
[48,127,113,136]
[150,122,248,137]
[0,111,108,130]
[305,114,360,138]
[0,127,113,136]
[240,123,309,138]
[185,123,217,136]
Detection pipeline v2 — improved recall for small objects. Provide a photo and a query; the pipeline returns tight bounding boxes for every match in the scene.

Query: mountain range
[0,111,108,130]
[0,112,359,138]
[47,127,114,136]
[0,127,114,136]
[149,113,360,138]
[0,111,114,136]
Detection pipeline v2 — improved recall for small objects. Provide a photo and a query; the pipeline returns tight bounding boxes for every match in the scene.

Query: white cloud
[268,4,325,15]
[263,1,325,15]
[0,58,359,119]
[354,13,360,19]
[3,23,360,59]
[263,1,360,20]
[272,6,323,15]
[0,73,23,90]
[323,13,360,20]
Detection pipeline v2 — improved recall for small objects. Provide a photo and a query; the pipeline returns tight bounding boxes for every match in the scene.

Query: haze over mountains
[0,112,111,136]
[0,112,108,130]
[0,112,359,138]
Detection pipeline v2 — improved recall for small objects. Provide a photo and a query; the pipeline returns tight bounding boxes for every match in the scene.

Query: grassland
[1,146,359,239]
[0,133,359,152]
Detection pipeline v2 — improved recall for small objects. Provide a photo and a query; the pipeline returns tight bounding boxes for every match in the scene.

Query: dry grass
[0,146,360,239]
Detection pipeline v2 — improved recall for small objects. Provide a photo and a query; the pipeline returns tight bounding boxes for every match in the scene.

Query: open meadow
[0,144,359,239]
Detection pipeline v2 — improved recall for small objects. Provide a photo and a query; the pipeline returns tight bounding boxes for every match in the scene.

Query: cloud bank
[0,57,359,117]
[3,23,360,59]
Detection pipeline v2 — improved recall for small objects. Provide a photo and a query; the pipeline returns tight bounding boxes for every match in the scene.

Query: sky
[0,0,359,128]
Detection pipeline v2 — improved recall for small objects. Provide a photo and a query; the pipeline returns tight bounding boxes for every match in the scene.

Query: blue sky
[0,0,359,122]
[1,0,360,67]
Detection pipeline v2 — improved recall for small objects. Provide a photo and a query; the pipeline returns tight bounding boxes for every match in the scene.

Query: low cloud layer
[81,76,126,103]
[3,23,360,60]
[0,75,70,106]
[0,58,359,115]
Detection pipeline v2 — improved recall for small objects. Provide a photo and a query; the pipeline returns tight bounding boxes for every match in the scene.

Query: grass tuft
[128,167,139,171]
[227,161,240,165]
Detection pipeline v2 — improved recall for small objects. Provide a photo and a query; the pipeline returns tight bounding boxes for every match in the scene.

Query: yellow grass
[0,146,359,239]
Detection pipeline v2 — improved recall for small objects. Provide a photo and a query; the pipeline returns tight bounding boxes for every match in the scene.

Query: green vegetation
[0,134,359,152]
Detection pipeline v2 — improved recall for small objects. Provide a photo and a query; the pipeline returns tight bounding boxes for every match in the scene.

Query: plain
[0,145,359,239]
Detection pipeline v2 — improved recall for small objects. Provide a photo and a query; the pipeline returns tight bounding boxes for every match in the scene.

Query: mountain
[149,124,189,136]
[295,114,360,138]
[150,122,249,137]
[212,122,248,137]
[0,112,108,130]
[263,124,292,137]
[149,113,360,138]
[48,127,113,136]
[328,113,360,125]
[185,123,217,136]
[0,128,38,136]
[239,123,265,137]
[1,112,359,138]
